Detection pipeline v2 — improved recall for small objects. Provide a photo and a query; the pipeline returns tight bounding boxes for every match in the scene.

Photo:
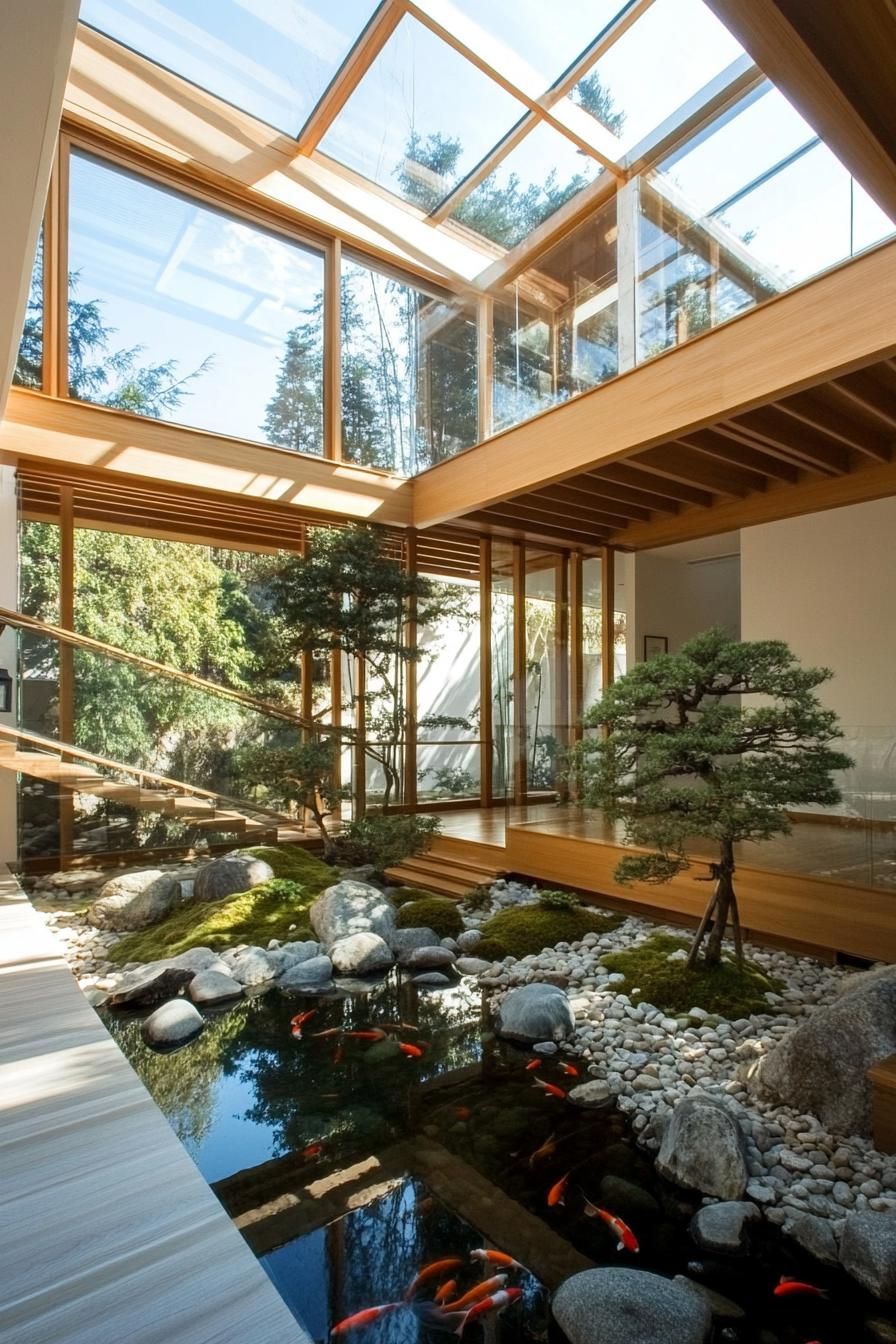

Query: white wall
[741,497,896,729]
[627,534,741,666]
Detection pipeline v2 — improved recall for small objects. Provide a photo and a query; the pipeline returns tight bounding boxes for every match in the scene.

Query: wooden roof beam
[828,369,896,433]
[729,407,851,475]
[677,429,797,483]
[631,444,759,497]
[296,1,404,154]
[774,391,891,461]
[472,500,618,536]
[586,464,713,508]
[525,482,654,523]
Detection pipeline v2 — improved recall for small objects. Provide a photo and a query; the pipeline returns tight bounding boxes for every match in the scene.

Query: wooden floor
[0,866,309,1344]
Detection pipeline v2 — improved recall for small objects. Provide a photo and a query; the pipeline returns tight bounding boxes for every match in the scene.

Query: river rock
[413,972,452,987]
[188,969,243,1005]
[141,999,204,1049]
[407,945,456,970]
[279,955,334,989]
[494,982,575,1044]
[457,929,482,952]
[455,957,492,976]
[279,939,322,963]
[673,1278,745,1323]
[568,1080,614,1109]
[690,1202,759,1255]
[329,932,394,976]
[656,1093,748,1200]
[222,945,276,986]
[781,1211,841,1267]
[106,948,225,1006]
[389,927,442,965]
[310,880,397,946]
[839,1212,896,1299]
[194,851,273,902]
[552,1268,711,1344]
[753,964,896,1136]
[87,869,179,930]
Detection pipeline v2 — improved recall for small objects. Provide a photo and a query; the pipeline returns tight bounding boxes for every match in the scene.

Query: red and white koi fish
[434,1280,457,1305]
[330,1303,402,1335]
[558,1061,579,1078]
[582,1197,640,1253]
[404,1257,464,1301]
[300,1143,322,1160]
[346,1029,387,1041]
[525,1059,542,1071]
[398,1041,423,1058]
[547,1173,569,1208]
[291,1010,317,1029]
[532,1076,566,1100]
[457,1288,523,1335]
[469,1249,526,1271]
[312,1027,342,1038]
[773,1277,828,1299]
[442,1276,507,1311]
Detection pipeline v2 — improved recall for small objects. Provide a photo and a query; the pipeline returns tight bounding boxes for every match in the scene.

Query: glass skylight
[79,0,378,134]
[319,15,527,212]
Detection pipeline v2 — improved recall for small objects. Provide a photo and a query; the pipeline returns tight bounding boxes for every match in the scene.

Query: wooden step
[192,810,249,832]
[396,854,502,884]
[385,865,473,899]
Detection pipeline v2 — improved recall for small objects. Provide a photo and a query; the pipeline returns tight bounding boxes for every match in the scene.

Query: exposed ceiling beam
[526,482,653,522]
[677,430,797,483]
[632,444,758,496]
[479,494,633,531]
[466,509,608,548]
[296,1,404,155]
[828,369,896,432]
[586,464,714,508]
[774,391,891,461]
[729,408,851,475]
[704,0,896,220]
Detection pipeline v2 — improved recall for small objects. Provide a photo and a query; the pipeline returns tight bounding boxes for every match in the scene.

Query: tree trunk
[703,839,736,967]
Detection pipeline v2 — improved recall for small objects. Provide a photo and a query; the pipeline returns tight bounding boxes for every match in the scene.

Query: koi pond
[105,973,886,1344]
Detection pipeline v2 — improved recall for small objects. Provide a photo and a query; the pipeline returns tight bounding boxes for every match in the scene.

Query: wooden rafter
[525,482,653,522]
[296,0,404,154]
[587,464,714,508]
[828,369,896,432]
[678,429,799,484]
[728,408,851,475]
[773,391,892,461]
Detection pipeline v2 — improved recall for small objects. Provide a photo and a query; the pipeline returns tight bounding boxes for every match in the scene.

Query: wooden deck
[434,805,896,964]
[0,866,309,1344]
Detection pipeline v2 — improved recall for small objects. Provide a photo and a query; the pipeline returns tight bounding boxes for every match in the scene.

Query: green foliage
[460,883,494,913]
[234,741,349,840]
[599,933,780,1017]
[470,937,506,962]
[536,888,582,912]
[241,845,335,884]
[480,904,623,961]
[395,896,463,939]
[418,764,477,798]
[329,813,441,877]
[388,885,438,906]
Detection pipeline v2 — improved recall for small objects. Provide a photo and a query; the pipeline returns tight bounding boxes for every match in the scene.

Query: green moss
[480,904,623,961]
[599,932,780,1017]
[107,849,338,964]
[471,937,506,961]
[395,896,463,938]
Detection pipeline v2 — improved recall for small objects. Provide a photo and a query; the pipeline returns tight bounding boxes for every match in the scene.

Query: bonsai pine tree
[576,628,852,968]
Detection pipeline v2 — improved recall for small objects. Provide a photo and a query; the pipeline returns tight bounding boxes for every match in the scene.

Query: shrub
[471,937,507,962]
[328,814,441,878]
[461,883,494,913]
[537,888,581,911]
[395,896,463,939]
[599,932,780,1017]
[480,904,623,961]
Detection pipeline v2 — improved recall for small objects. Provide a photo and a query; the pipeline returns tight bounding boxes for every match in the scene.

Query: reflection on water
[106,973,891,1343]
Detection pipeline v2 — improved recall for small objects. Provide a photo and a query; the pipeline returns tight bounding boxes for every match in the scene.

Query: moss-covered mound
[471,937,506,962]
[108,847,337,964]
[480,904,624,960]
[395,896,463,938]
[388,885,439,907]
[599,932,780,1017]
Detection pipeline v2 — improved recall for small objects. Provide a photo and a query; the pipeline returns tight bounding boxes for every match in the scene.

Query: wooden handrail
[0,606,340,734]
[0,723,295,826]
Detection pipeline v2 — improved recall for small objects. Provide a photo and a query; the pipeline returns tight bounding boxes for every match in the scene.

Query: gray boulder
[106,948,225,1006]
[329,932,394,976]
[389,927,441,965]
[188,969,243,1005]
[413,972,452,987]
[141,999,204,1049]
[781,1211,841,1267]
[222,946,276,986]
[552,1268,711,1344]
[279,939,321,962]
[840,1212,896,1299]
[673,1279,744,1323]
[279,955,333,989]
[494,982,575,1044]
[87,869,179,931]
[407,945,456,970]
[455,957,492,976]
[568,1080,614,1109]
[194,851,273,902]
[690,1202,759,1255]
[753,965,896,1136]
[310,880,396,946]
[457,929,483,952]
[656,1093,749,1200]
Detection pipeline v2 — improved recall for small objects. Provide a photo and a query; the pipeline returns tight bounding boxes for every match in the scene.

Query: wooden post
[479,537,493,808]
[324,237,342,460]
[554,552,569,801]
[58,485,74,862]
[569,551,584,741]
[512,542,527,805]
[403,530,418,811]
[601,545,616,693]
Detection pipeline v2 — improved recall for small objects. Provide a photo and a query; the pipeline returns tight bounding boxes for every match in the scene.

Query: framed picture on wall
[643,634,668,660]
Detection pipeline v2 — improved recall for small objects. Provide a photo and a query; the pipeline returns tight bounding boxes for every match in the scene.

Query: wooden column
[554,553,570,801]
[479,537,493,808]
[43,144,68,398]
[512,542,527,805]
[569,552,584,740]
[323,237,342,460]
[601,545,616,692]
[403,531,418,811]
[58,485,74,861]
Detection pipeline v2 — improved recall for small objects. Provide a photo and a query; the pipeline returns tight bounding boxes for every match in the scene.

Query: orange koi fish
[469,1249,526,1271]
[773,1277,828,1299]
[346,1029,387,1041]
[442,1276,507,1311]
[331,1303,402,1335]
[404,1257,464,1301]
[528,1133,557,1167]
[434,1280,457,1305]
[291,1025,305,1039]
[525,1059,542,1071]
[301,1143,322,1160]
[547,1173,569,1208]
[458,1288,523,1334]
[582,1197,639,1253]
[312,1027,342,1039]
[558,1061,579,1078]
[398,1042,423,1058]
[454,1106,472,1121]
[291,1010,317,1029]
[533,1076,566,1100]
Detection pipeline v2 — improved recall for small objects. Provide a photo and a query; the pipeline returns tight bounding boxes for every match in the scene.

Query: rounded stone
[193,852,273,903]
[552,1268,711,1344]
[87,869,179,931]
[188,969,243,1005]
[494,982,575,1044]
[329,932,394,977]
[310,880,397,946]
[141,999,204,1049]
[656,1093,749,1200]
[407,945,456,970]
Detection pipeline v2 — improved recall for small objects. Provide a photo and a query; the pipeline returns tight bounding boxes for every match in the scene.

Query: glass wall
[341,258,478,474]
[525,553,566,794]
[13,231,42,391]
[416,574,480,803]
[490,544,515,802]
[68,152,325,450]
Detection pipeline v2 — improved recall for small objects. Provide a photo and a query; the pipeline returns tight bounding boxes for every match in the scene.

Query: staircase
[386,837,506,899]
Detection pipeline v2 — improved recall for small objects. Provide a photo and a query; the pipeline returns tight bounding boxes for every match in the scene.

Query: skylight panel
[79,0,378,135]
[570,0,746,159]
[449,122,602,249]
[318,15,527,211]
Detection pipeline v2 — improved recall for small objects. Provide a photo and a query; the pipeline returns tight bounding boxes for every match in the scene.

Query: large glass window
[67,152,325,451]
[80,0,379,136]
[341,257,477,474]
[494,196,618,430]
